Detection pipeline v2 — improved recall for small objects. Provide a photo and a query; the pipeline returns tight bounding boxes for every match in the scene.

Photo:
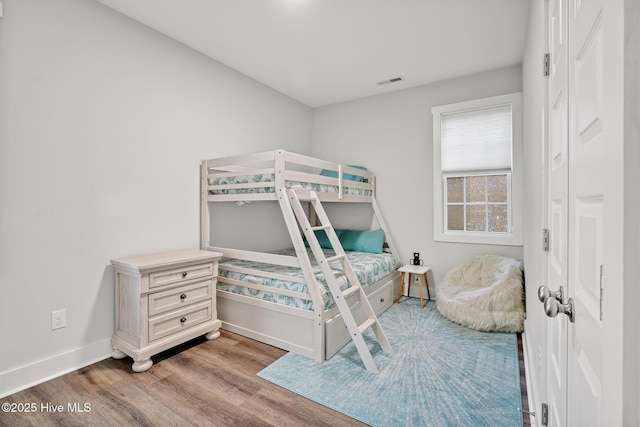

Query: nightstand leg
[424,273,431,300]
[132,358,153,373]
[111,348,127,360]
[397,272,405,303]
[417,274,424,308]
[206,329,221,340]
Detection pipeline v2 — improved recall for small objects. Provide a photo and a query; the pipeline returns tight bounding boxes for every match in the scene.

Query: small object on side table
[396,264,431,309]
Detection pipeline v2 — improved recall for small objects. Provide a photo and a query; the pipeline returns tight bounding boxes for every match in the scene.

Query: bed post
[273,149,284,190]
[275,150,325,361]
[276,189,326,362]
[200,161,209,250]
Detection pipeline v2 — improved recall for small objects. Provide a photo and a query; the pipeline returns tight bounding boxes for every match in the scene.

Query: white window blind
[441,104,513,172]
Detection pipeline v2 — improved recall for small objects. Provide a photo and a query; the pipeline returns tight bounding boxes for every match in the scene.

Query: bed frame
[200,149,402,362]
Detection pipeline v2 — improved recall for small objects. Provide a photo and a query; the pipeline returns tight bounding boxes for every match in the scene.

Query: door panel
[547,0,568,424]
[574,199,602,314]
[568,0,605,424]
[574,351,601,426]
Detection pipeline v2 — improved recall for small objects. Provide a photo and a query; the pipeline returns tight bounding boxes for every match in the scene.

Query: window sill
[434,231,523,247]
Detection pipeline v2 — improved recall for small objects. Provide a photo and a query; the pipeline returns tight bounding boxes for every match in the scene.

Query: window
[432,93,523,246]
[445,173,510,232]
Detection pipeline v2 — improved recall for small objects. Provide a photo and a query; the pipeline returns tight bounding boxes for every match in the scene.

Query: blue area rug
[258,298,523,427]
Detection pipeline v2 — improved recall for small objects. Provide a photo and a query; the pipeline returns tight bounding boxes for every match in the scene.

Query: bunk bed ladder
[286,189,392,373]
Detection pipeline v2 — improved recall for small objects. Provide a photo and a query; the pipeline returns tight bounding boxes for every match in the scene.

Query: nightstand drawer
[149,262,216,289]
[148,280,214,317]
[148,301,212,342]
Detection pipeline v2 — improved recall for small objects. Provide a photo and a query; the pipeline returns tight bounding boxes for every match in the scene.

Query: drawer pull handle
[380,298,385,302]
[180,317,187,323]
[180,293,187,300]
[182,272,187,278]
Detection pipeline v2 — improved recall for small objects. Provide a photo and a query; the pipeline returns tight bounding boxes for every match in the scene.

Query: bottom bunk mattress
[217,248,402,311]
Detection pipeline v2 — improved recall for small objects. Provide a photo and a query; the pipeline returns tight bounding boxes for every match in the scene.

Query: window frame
[432,93,523,246]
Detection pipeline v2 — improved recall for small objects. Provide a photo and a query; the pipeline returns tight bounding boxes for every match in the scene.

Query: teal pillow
[320,165,367,182]
[340,229,385,254]
[304,229,345,249]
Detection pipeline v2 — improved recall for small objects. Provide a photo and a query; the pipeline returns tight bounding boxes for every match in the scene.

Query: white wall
[0,0,312,397]
[312,65,524,295]
[521,0,548,420]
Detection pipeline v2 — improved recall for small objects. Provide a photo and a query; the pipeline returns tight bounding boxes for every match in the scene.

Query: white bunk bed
[200,149,402,362]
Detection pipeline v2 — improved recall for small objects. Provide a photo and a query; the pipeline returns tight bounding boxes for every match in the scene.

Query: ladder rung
[311,225,330,231]
[358,318,376,334]
[342,285,360,298]
[325,254,345,263]
[292,190,314,201]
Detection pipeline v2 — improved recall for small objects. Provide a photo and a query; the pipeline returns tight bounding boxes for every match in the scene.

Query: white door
[545,0,569,423]
[566,0,607,424]
[544,0,623,425]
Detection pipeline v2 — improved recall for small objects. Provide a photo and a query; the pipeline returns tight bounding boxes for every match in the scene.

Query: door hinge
[541,402,549,426]
[542,228,550,251]
[543,53,550,76]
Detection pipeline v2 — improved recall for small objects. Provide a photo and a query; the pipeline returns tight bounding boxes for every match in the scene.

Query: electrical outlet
[51,309,66,330]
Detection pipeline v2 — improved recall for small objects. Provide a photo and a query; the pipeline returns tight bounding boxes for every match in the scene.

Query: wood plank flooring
[0,331,529,426]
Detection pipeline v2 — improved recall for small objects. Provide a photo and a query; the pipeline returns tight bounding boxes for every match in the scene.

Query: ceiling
[96,0,530,108]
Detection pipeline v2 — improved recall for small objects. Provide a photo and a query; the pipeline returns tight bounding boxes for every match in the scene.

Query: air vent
[377,76,405,86]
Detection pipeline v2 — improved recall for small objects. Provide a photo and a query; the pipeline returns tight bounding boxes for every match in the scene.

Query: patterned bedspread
[210,173,371,197]
[217,248,401,311]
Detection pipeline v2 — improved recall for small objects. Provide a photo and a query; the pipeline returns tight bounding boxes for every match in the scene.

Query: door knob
[538,285,564,303]
[544,297,575,322]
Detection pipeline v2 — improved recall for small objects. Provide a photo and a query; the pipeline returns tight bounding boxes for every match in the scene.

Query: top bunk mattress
[203,150,375,202]
[217,248,402,311]
[209,173,372,198]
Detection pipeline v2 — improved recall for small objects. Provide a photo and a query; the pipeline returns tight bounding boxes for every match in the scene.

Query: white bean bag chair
[436,255,525,332]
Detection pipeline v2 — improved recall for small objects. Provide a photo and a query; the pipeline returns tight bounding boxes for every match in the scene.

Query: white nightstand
[110,249,223,372]
[396,264,431,309]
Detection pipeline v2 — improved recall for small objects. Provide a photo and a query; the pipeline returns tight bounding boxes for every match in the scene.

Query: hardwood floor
[1,331,530,426]
[0,332,363,427]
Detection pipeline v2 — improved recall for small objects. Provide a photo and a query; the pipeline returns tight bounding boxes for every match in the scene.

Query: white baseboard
[522,327,540,427]
[0,339,112,399]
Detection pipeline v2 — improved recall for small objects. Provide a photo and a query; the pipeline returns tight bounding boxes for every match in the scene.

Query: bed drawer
[148,280,214,317]
[149,262,216,289]
[368,284,393,315]
[148,301,212,342]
